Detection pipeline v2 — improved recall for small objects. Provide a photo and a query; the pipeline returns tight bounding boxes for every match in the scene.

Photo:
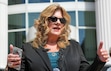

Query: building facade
[0,0,111,70]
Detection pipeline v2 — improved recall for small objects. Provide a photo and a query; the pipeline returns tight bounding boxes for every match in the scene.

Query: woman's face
[48,10,66,36]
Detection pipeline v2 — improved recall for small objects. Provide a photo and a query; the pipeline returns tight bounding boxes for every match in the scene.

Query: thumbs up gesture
[97,42,109,62]
[7,44,21,68]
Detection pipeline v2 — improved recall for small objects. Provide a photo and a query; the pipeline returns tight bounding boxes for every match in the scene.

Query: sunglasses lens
[60,18,66,24]
[49,17,57,22]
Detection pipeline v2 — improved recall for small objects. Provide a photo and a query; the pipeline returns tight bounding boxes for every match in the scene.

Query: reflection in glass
[53,0,75,2]
[78,0,94,2]
[29,0,49,3]
[78,11,96,26]
[28,13,40,27]
[8,13,25,30]
[79,29,97,64]
[8,31,26,49]
[8,0,25,5]
[68,11,76,26]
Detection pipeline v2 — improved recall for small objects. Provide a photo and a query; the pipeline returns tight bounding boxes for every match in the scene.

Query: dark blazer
[9,40,105,71]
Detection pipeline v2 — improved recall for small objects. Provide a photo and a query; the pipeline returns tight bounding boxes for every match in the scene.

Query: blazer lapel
[33,47,52,71]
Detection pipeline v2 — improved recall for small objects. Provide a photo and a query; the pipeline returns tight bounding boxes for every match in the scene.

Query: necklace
[51,52,57,56]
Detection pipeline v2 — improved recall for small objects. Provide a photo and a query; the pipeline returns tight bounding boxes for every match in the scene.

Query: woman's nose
[56,19,61,24]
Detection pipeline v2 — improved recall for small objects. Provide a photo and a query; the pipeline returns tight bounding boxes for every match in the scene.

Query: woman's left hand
[97,42,109,62]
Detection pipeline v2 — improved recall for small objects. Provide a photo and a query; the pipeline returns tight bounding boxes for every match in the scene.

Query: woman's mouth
[53,27,60,31]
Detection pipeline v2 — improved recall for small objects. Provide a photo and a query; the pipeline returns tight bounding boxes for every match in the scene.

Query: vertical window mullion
[25,0,29,42]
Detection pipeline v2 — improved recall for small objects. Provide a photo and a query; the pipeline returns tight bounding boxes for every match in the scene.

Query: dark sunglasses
[48,16,66,24]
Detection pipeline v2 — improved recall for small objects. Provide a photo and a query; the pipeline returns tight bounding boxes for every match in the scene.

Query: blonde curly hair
[32,3,71,48]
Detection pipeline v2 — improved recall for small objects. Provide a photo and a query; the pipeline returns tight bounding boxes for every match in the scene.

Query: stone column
[0,0,8,69]
[95,0,111,65]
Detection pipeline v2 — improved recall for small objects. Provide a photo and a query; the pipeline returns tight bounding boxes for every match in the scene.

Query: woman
[7,4,109,71]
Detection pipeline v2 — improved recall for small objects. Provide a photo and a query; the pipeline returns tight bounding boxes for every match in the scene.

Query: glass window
[68,11,76,26]
[79,29,97,64]
[53,0,75,2]
[29,0,50,3]
[8,31,26,49]
[8,0,25,5]
[8,13,25,30]
[78,0,94,2]
[28,13,40,27]
[78,11,96,27]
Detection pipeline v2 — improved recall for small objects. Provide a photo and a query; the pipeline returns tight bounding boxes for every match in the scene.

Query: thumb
[98,41,103,50]
[9,44,14,53]
[97,41,103,55]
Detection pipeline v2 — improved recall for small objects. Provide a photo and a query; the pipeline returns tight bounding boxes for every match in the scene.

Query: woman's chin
[52,32,61,36]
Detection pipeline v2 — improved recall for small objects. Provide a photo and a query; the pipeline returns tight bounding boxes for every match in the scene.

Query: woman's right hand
[7,44,21,68]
